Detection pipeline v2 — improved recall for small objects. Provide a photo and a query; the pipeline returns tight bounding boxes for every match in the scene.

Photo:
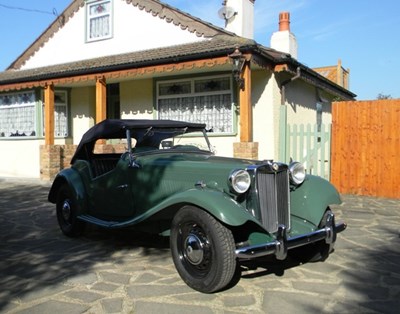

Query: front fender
[147,188,262,228]
[290,175,342,226]
[48,168,87,215]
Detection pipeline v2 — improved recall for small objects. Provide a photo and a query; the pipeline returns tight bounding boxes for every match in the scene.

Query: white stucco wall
[285,80,333,125]
[21,1,206,69]
[120,79,154,119]
[71,86,96,145]
[0,131,71,178]
[0,140,42,178]
[252,69,281,160]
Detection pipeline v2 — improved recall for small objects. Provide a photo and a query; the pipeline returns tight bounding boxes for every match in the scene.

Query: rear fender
[48,168,87,215]
[290,175,342,226]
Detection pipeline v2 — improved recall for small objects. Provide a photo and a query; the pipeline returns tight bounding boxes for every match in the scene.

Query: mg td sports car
[48,119,346,293]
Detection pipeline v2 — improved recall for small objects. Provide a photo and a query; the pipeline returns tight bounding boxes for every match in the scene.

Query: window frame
[54,90,69,138]
[85,0,113,43]
[156,74,236,135]
[0,90,37,138]
[41,90,70,138]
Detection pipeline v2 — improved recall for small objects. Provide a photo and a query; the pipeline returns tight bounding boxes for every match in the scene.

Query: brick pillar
[61,145,78,169]
[40,145,62,181]
[94,144,115,154]
[233,142,259,160]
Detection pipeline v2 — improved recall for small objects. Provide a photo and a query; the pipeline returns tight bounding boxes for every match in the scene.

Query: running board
[78,214,124,228]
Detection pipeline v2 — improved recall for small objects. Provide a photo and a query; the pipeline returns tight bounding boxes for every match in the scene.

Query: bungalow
[0,0,355,180]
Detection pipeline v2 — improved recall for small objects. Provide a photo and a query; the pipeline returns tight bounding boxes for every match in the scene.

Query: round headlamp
[289,161,306,185]
[229,169,251,194]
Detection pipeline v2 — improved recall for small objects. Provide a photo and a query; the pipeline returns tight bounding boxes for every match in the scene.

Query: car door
[90,156,135,218]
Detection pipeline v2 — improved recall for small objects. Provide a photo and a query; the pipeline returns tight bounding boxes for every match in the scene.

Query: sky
[0,0,399,100]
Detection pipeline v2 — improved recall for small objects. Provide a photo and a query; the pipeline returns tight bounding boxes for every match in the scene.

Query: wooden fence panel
[331,99,400,198]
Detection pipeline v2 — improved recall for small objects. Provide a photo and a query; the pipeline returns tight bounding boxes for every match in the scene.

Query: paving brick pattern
[0,178,399,313]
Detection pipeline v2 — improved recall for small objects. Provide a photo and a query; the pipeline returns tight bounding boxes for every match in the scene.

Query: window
[54,91,69,137]
[42,91,69,137]
[157,76,234,133]
[0,91,36,137]
[86,0,112,42]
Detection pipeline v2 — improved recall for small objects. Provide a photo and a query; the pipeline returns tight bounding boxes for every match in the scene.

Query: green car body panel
[49,167,87,215]
[290,175,342,227]
[50,150,341,244]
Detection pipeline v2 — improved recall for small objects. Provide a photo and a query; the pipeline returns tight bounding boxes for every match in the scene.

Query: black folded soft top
[71,119,206,163]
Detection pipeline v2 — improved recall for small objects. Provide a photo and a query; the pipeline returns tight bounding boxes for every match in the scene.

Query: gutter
[280,66,301,105]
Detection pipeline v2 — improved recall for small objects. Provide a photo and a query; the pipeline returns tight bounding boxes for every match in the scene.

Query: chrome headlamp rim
[289,161,306,185]
[228,169,251,194]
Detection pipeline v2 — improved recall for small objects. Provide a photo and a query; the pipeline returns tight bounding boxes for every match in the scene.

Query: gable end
[8,0,227,71]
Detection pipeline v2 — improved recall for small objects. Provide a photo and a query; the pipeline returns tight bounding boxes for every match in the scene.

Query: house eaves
[281,58,356,100]
[0,35,254,87]
[252,46,356,100]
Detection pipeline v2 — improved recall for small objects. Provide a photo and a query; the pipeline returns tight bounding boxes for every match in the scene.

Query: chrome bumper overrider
[235,213,347,260]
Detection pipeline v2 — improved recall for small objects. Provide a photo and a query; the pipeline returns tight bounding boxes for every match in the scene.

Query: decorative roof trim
[7,0,228,71]
[8,1,85,70]
[0,56,230,92]
[125,0,224,37]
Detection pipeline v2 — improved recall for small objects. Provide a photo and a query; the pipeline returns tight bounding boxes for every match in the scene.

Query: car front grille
[256,168,290,233]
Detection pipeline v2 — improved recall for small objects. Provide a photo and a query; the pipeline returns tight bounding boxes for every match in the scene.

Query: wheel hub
[184,234,204,265]
[62,200,71,221]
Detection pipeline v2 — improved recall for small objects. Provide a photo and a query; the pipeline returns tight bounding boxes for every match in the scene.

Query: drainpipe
[280,66,301,106]
[279,67,301,161]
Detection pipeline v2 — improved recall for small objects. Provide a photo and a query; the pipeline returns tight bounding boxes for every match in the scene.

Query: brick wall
[40,143,126,181]
[40,145,62,181]
[233,142,259,160]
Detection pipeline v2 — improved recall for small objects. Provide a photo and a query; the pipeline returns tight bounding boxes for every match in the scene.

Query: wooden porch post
[239,61,252,142]
[233,59,258,160]
[96,76,107,123]
[44,83,55,145]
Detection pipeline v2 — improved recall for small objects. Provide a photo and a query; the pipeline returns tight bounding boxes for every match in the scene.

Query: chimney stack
[223,0,255,39]
[270,11,298,59]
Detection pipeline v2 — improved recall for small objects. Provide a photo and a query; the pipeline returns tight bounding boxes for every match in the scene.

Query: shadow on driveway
[0,181,170,312]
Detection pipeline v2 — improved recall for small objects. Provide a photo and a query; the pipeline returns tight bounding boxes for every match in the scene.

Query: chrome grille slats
[255,166,290,233]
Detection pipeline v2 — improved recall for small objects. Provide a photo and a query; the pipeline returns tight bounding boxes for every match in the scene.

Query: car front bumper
[235,212,347,260]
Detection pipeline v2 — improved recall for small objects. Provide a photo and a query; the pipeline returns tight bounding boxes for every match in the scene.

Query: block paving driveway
[0,178,399,313]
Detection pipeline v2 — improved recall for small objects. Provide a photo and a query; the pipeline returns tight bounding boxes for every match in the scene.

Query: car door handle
[116,184,128,190]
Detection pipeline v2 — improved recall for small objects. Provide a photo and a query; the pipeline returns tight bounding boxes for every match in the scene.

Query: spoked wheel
[56,185,85,237]
[170,206,237,293]
[289,209,335,263]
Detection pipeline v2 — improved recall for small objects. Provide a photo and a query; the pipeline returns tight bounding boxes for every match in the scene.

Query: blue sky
[0,0,399,100]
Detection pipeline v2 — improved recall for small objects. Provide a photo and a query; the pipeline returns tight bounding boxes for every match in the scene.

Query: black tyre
[289,209,334,263]
[170,206,237,293]
[56,185,85,237]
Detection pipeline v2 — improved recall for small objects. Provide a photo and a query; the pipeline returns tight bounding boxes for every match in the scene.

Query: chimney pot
[270,11,298,59]
[279,11,290,32]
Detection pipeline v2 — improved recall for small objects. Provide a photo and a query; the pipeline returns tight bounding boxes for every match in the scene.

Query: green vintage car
[48,119,346,293]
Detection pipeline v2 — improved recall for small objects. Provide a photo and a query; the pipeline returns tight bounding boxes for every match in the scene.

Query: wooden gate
[286,124,331,180]
[331,99,400,199]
